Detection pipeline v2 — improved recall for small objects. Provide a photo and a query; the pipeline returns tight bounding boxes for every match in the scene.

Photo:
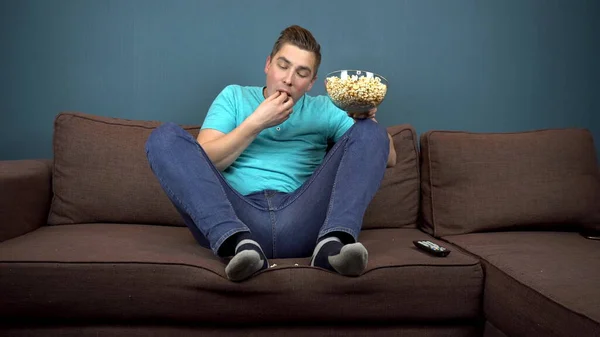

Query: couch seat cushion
[0,225,482,325]
[444,231,600,337]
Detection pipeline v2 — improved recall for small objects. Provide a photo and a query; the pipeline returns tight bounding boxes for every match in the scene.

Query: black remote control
[413,240,451,257]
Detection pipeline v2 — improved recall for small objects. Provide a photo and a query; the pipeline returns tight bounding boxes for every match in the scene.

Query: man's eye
[297,72,308,78]
[278,64,288,69]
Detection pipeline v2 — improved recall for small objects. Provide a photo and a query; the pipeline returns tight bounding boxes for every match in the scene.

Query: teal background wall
[1,0,598,160]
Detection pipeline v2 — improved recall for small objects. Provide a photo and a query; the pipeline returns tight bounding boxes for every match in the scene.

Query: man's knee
[145,122,182,154]
[349,119,389,147]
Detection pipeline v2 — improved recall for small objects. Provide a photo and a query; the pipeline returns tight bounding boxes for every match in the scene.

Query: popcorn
[326,74,387,112]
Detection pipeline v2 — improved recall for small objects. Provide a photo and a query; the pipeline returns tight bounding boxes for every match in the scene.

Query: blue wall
[1,0,598,160]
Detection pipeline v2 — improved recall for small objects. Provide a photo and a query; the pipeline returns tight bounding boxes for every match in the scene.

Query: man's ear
[264,55,272,74]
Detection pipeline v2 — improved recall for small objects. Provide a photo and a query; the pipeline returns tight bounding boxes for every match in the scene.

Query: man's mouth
[277,89,291,96]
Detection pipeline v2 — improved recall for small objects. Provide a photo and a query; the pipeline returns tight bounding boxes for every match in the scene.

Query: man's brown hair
[270,25,322,78]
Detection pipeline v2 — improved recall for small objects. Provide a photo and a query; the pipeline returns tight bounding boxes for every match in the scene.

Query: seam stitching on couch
[427,131,438,237]
[57,112,199,130]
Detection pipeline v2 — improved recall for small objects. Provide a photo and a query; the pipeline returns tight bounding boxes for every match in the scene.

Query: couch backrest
[364,124,421,229]
[48,112,421,229]
[48,112,200,226]
[419,128,600,237]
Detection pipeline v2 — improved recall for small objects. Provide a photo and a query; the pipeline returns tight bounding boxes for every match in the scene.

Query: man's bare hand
[348,107,377,122]
[248,91,294,130]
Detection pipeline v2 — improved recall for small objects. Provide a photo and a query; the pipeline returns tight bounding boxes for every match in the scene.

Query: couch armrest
[0,159,52,242]
[582,168,600,234]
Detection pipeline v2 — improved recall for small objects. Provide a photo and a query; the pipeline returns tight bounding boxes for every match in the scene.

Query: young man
[145,25,396,282]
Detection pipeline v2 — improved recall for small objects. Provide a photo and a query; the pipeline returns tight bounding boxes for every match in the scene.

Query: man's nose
[283,71,293,85]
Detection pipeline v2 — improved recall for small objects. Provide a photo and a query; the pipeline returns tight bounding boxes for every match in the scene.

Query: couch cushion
[363,124,420,229]
[48,112,420,229]
[444,231,600,337]
[582,170,600,237]
[0,225,482,325]
[48,112,199,226]
[420,128,599,237]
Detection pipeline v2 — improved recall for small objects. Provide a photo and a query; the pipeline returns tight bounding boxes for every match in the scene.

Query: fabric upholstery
[420,128,599,237]
[47,112,420,229]
[444,231,600,337]
[0,226,482,325]
[48,112,198,226]
[0,159,52,242]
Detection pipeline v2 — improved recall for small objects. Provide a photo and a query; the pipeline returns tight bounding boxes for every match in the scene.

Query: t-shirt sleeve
[201,85,238,134]
[328,104,354,142]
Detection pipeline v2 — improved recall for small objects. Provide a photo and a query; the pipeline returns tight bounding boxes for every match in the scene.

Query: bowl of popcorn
[324,70,388,112]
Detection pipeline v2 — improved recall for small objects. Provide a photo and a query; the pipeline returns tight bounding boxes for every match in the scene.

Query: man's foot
[310,236,368,276]
[225,235,268,282]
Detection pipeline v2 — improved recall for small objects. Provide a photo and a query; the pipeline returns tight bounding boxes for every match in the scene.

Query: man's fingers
[347,111,376,120]
[282,96,294,108]
[352,113,369,119]
[266,91,282,101]
[276,91,288,102]
[275,91,290,100]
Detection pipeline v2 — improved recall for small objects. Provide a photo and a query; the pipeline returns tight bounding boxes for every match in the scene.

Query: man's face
[264,43,317,104]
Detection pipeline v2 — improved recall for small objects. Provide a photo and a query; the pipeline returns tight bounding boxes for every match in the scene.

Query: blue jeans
[145,119,389,259]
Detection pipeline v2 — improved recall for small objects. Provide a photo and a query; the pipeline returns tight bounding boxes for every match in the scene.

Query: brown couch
[1,112,599,337]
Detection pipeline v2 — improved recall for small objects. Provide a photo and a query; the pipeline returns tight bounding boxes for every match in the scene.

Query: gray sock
[328,242,369,276]
[225,239,267,282]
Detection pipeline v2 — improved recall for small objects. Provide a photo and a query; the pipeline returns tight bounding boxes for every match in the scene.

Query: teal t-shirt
[201,84,354,195]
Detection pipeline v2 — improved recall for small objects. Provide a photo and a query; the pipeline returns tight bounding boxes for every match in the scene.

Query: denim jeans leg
[319,119,389,240]
[271,119,390,258]
[145,122,271,257]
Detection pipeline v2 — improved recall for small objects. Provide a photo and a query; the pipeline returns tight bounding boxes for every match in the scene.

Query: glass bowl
[324,70,389,112]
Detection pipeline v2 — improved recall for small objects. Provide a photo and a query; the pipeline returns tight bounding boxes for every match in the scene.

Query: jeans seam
[270,210,276,258]
[321,140,348,232]
[265,191,277,258]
